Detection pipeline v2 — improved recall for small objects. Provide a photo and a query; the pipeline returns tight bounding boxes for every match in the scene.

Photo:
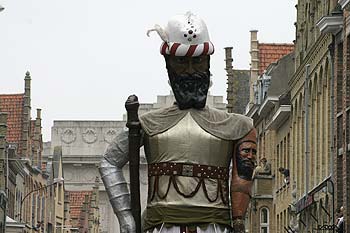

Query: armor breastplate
[144,113,233,209]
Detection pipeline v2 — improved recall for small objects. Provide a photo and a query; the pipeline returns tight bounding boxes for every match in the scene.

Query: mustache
[239,158,256,168]
[171,73,210,98]
[172,70,209,80]
[167,69,210,109]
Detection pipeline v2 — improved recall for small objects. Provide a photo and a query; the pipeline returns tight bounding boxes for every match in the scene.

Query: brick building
[0,71,65,233]
[290,1,339,232]
[328,0,350,231]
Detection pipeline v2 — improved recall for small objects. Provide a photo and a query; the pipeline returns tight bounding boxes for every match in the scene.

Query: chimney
[34,109,42,167]
[224,47,235,113]
[249,30,259,108]
[21,71,31,158]
[35,109,42,141]
[36,109,41,120]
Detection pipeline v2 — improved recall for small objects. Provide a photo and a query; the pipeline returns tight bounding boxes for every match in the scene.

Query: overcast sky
[0,0,296,141]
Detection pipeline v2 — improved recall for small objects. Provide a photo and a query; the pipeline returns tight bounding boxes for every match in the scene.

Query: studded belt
[148,162,229,180]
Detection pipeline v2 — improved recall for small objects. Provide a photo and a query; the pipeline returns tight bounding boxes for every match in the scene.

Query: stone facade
[44,146,66,233]
[0,72,65,233]
[240,1,341,232]
[44,121,127,233]
[289,0,337,232]
[245,52,294,233]
[22,164,48,233]
[43,93,226,233]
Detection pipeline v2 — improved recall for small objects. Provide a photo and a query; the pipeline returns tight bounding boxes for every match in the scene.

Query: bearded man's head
[165,55,210,109]
[147,12,214,109]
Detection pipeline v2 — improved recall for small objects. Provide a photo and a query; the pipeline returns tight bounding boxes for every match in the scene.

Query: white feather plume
[146,24,169,43]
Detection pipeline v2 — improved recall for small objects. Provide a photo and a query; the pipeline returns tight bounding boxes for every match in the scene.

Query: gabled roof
[0,94,24,143]
[258,43,294,75]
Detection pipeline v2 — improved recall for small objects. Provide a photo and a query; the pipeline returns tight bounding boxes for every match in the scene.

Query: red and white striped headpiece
[160,41,214,57]
[147,12,215,57]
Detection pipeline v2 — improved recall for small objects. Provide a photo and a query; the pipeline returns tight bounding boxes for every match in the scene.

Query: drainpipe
[304,64,310,232]
[328,36,335,230]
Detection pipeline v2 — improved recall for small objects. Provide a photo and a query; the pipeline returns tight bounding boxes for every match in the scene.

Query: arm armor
[99,128,135,232]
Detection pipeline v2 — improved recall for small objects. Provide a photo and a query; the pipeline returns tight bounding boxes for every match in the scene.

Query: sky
[0,0,297,141]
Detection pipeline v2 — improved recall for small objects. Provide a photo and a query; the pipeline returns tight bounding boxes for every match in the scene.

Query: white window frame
[260,207,269,233]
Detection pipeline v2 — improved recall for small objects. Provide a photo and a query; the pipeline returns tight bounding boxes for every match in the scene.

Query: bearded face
[236,141,257,181]
[165,55,211,110]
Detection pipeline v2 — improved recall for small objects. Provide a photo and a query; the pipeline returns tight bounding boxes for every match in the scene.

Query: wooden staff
[125,95,141,233]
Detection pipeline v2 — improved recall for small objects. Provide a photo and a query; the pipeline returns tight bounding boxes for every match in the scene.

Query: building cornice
[316,15,343,35]
[266,105,291,130]
[258,96,279,117]
[246,104,259,122]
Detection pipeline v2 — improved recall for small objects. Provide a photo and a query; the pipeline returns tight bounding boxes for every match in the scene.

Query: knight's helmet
[147,11,214,57]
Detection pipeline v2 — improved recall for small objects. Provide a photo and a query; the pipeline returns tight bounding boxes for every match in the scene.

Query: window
[32,194,36,226]
[260,207,269,233]
[41,197,45,222]
[37,195,40,224]
[58,183,62,202]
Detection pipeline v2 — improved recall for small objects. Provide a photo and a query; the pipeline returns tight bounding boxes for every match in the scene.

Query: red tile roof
[68,191,92,220]
[0,94,24,143]
[258,43,294,75]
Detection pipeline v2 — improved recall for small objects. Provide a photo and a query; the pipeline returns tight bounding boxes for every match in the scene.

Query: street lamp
[19,177,64,222]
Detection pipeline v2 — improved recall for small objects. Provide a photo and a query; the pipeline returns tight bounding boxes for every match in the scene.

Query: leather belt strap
[148,162,229,180]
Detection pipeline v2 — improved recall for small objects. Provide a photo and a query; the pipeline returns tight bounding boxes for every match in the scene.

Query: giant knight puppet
[100,12,257,233]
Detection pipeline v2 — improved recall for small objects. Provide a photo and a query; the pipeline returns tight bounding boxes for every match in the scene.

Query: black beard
[167,69,210,110]
[236,156,255,181]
